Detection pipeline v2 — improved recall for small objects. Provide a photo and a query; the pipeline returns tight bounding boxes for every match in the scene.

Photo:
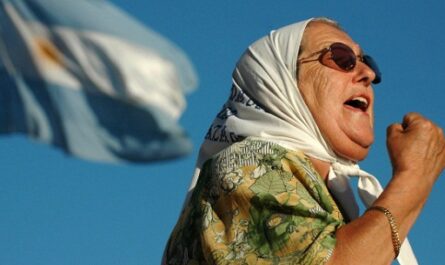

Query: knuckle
[386,124,398,135]
[403,112,423,128]
[406,112,421,120]
[419,120,434,130]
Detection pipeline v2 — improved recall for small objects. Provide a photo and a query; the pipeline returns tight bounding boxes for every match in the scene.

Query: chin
[337,145,370,162]
[347,133,374,161]
[329,132,373,162]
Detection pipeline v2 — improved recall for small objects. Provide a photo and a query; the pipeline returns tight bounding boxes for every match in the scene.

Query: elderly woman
[163,18,445,265]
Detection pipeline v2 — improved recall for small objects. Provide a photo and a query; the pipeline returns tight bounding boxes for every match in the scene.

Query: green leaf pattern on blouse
[164,138,344,265]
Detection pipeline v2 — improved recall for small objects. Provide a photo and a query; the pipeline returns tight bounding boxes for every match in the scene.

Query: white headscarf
[189,18,417,265]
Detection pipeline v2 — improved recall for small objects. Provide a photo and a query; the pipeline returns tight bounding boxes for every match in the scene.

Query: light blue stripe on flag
[0,0,198,163]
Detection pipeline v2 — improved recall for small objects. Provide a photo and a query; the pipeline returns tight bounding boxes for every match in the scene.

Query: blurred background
[1,0,444,264]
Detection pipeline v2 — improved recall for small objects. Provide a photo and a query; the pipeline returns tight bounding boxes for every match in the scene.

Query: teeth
[352,96,368,106]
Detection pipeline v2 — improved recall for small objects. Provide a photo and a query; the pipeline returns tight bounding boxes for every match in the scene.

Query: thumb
[402,112,423,131]
[387,123,403,137]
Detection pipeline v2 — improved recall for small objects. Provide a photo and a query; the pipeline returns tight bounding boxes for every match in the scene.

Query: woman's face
[297,21,377,161]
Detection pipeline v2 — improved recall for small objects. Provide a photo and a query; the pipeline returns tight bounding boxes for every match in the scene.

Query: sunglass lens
[363,55,382,84]
[330,43,356,71]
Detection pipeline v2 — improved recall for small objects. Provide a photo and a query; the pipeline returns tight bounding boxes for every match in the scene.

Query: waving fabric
[0,0,197,163]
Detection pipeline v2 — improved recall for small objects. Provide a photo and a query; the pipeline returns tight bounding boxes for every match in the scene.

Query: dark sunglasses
[299,42,381,84]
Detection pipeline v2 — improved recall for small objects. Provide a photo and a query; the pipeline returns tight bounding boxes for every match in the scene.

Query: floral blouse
[163,138,345,265]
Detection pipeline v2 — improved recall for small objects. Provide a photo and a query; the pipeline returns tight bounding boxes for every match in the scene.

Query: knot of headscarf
[329,162,383,219]
[188,18,418,265]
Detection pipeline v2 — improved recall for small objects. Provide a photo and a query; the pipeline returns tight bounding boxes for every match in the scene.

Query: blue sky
[1,0,445,264]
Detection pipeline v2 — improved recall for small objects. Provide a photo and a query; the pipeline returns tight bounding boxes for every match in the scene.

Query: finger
[438,127,444,138]
[402,112,424,130]
[387,123,403,136]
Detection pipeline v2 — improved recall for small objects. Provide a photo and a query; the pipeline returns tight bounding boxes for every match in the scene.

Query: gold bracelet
[366,206,402,258]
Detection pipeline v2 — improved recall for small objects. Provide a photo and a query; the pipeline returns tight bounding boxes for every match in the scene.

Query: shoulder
[209,137,316,182]
[202,137,327,199]
[207,137,339,215]
[165,138,344,264]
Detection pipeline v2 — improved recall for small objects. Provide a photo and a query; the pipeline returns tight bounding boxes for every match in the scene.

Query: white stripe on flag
[5,2,186,120]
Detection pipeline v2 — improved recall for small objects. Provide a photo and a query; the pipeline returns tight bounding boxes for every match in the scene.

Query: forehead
[301,22,362,54]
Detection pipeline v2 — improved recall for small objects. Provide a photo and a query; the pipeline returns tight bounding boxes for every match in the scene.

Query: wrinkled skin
[298,21,445,265]
[298,21,376,162]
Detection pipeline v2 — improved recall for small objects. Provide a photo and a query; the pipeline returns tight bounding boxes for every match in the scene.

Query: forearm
[326,171,433,265]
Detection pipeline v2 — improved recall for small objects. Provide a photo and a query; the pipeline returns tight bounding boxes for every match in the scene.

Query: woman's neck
[308,157,331,181]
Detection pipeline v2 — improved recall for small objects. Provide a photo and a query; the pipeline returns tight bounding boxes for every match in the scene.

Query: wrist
[391,170,435,194]
[374,175,430,234]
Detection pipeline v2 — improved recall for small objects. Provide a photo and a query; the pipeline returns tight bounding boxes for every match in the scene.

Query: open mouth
[344,96,369,112]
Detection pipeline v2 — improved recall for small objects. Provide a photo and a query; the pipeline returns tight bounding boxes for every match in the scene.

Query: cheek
[299,67,331,110]
[299,70,346,141]
[311,73,344,119]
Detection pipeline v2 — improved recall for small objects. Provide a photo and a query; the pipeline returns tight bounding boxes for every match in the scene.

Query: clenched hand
[387,112,445,185]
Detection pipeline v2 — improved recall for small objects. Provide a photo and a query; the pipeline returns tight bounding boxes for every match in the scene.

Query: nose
[352,61,377,86]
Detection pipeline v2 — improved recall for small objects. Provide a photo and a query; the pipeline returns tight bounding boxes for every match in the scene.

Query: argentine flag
[0,0,198,163]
